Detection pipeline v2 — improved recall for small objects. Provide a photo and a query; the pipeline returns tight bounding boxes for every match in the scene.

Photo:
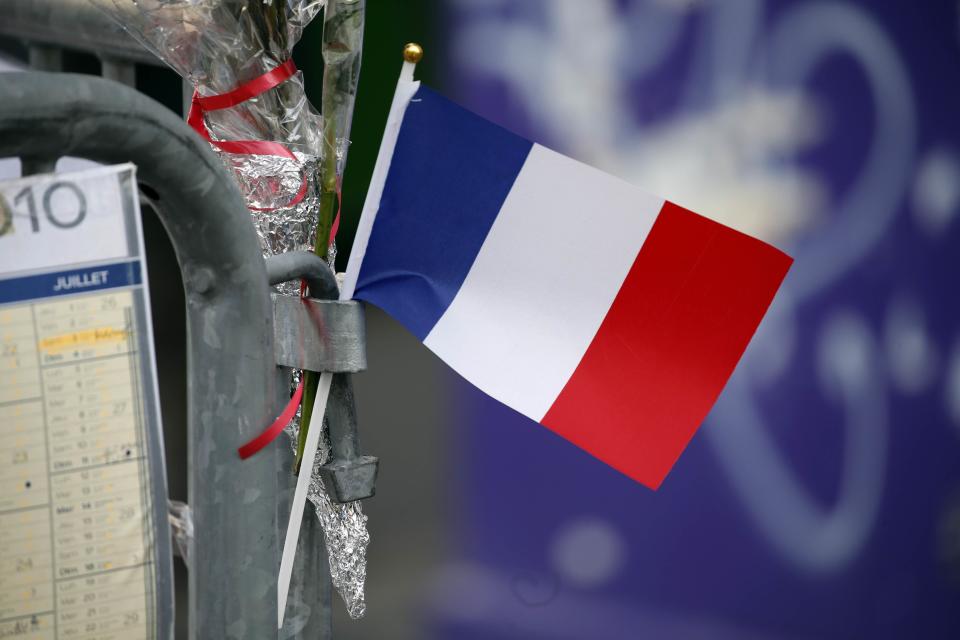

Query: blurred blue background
[420,1,960,638]
[2,1,959,638]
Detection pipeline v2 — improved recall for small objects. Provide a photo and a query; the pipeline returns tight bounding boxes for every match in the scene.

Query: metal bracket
[0,71,329,638]
[272,296,367,373]
[265,251,378,503]
[320,374,379,503]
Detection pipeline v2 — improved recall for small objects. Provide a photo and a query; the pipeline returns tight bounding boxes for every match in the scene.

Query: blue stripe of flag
[0,261,142,305]
[353,85,532,340]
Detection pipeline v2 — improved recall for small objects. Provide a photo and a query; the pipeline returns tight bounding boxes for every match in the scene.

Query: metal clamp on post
[265,251,378,503]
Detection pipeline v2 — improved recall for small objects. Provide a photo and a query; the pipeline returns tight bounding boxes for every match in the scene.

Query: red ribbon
[187,58,342,237]
[188,59,307,211]
[205,61,343,459]
[195,59,299,111]
[238,273,338,459]
[238,380,305,460]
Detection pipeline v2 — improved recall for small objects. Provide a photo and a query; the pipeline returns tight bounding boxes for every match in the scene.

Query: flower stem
[295,0,365,472]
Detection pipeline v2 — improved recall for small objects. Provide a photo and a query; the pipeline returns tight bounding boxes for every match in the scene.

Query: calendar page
[0,165,170,639]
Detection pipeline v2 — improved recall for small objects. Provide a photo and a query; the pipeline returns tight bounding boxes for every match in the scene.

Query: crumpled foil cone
[234,150,319,296]
[286,394,369,618]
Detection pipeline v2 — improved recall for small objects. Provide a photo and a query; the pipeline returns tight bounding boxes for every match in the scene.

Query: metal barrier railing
[0,4,373,638]
[1,0,192,116]
[0,68,342,640]
[2,0,159,67]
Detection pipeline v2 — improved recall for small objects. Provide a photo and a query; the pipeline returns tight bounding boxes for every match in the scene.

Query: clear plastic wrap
[94,0,370,618]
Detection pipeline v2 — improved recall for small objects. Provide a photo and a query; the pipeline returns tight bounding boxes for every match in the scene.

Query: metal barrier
[1,6,382,637]
[2,0,158,67]
[1,0,192,115]
[0,40,380,640]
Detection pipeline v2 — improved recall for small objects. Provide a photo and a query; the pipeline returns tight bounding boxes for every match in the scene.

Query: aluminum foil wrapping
[284,398,369,618]
[302,449,368,619]
[95,0,370,617]
[225,150,369,619]
[230,150,320,280]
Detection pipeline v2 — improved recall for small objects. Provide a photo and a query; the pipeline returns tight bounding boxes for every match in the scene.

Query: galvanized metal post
[0,71,331,639]
[0,5,371,634]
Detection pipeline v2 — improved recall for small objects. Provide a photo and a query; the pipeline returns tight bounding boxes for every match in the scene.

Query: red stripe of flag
[541,202,792,489]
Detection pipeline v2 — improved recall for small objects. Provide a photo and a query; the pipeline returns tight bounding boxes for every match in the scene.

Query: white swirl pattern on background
[452,0,932,574]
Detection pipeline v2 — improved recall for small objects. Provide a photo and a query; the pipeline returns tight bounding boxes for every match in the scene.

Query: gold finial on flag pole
[403,42,424,64]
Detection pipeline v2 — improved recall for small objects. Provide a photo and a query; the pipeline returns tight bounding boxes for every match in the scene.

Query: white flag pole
[277,43,423,629]
[340,45,423,301]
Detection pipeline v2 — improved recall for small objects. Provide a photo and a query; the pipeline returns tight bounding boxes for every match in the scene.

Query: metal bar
[3,0,159,66]
[101,57,137,87]
[0,71,327,639]
[275,359,331,640]
[266,251,340,300]
[327,376,360,462]
[267,251,366,373]
[320,373,378,502]
[271,296,367,373]
[28,44,62,71]
[264,253,376,502]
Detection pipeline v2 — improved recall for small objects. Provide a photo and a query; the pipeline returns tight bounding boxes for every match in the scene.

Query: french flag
[343,72,792,490]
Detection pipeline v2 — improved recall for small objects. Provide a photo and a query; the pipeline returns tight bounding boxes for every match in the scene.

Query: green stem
[294,0,364,472]
[295,190,337,470]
